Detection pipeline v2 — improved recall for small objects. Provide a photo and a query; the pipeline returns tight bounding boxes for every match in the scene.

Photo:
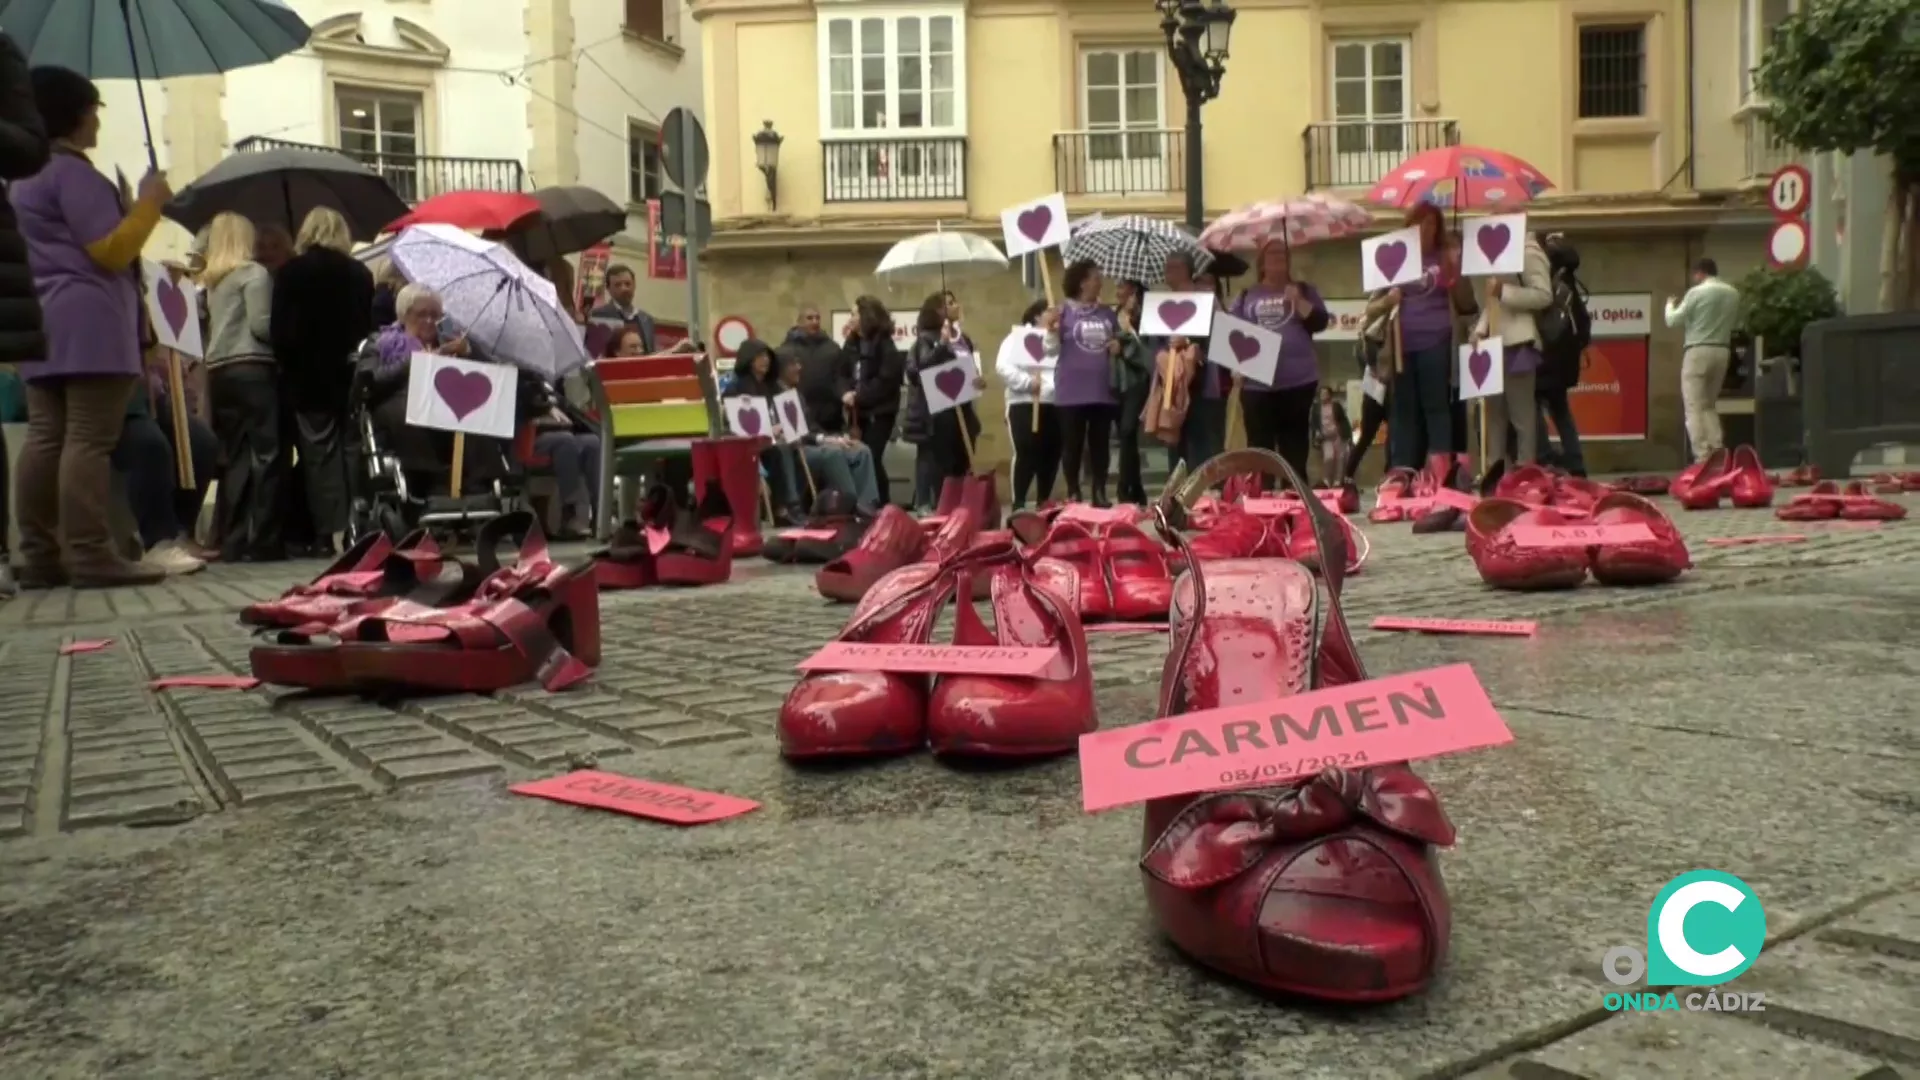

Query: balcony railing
[1742,109,1796,183]
[233,136,526,204]
[820,136,968,203]
[1303,119,1461,190]
[1052,129,1186,197]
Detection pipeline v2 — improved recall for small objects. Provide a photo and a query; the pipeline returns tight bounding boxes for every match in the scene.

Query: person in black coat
[270,206,375,547]
[903,291,983,509]
[0,30,50,598]
[1533,233,1589,476]
[843,294,905,506]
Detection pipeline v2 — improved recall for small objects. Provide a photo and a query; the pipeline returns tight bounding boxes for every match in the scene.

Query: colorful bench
[584,352,722,527]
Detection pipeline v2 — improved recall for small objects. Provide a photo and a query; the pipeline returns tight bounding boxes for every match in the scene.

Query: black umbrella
[1204,249,1250,280]
[503,186,629,265]
[163,147,409,242]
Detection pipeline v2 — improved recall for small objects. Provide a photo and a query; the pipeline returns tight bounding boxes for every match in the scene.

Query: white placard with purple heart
[919,354,982,415]
[141,258,204,358]
[996,327,1051,370]
[724,395,773,440]
[1203,312,1281,387]
[771,389,809,444]
[1461,213,1527,277]
[1139,291,1217,338]
[1360,226,1424,293]
[404,353,518,439]
[1458,336,1505,402]
[1000,193,1070,259]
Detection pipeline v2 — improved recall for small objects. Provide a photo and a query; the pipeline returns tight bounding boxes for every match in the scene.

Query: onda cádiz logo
[1601,870,1768,1013]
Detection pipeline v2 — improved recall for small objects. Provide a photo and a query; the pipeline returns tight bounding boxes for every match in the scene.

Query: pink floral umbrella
[1198,194,1375,252]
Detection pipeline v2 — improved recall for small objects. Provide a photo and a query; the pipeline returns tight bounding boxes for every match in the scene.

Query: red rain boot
[695,435,766,558]
[963,472,1003,530]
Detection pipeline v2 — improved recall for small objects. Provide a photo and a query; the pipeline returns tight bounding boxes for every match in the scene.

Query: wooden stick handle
[957,413,977,471]
[165,349,194,489]
[450,432,465,497]
[796,445,817,499]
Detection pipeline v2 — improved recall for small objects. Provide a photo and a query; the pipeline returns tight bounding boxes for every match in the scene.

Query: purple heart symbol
[1017,205,1053,244]
[1228,330,1262,363]
[1468,349,1493,388]
[934,366,967,402]
[782,399,801,430]
[1023,334,1045,361]
[1157,300,1197,330]
[1373,240,1409,283]
[156,277,190,337]
[1476,224,1511,266]
[433,366,494,421]
[737,406,763,436]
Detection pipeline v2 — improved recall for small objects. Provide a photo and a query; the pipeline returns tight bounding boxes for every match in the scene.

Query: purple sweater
[1398,255,1456,353]
[1230,283,1327,391]
[1055,301,1117,407]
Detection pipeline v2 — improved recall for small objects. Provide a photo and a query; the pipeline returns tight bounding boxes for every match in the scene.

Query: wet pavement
[1,499,1917,1079]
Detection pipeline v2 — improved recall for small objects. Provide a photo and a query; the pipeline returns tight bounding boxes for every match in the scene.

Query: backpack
[1537,271,1591,387]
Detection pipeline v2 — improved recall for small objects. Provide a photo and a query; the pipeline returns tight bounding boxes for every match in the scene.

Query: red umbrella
[1365,147,1554,211]
[384,190,543,234]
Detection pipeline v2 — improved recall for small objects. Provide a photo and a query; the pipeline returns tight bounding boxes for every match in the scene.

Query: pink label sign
[776,528,840,541]
[1240,497,1296,516]
[149,675,261,691]
[1316,488,1346,506]
[1814,520,1884,530]
[1372,616,1536,637]
[1059,504,1137,525]
[1077,663,1511,813]
[1510,522,1655,548]
[1429,488,1480,512]
[61,639,115,655]
[511,769,759,826]
[1707,534,1808,547]
[796,642,1060,676]
[1085,622,1170,634]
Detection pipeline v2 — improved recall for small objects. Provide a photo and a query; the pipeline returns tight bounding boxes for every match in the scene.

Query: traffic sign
[713,316,754,357]
[1767,219,1809,270]
[662,107,710,189]
[1768,164,1811,218]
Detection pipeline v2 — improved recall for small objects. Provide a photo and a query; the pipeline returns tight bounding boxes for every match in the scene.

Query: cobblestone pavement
[1,496,1917,1078]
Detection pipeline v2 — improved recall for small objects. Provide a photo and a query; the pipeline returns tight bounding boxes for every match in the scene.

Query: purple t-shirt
[1397,255,1456,353]
[10,151,143,381]
[1054,301,1117,407]
[1231,284,1326,390]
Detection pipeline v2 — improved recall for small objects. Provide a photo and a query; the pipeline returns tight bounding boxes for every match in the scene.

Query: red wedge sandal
[816,505,927,603]
[240,530,444,627]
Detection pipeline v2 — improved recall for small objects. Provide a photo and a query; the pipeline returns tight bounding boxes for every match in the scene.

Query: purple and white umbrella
[389,224,588,379]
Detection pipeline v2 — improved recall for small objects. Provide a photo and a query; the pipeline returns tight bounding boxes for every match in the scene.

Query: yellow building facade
[691,0,1794,471]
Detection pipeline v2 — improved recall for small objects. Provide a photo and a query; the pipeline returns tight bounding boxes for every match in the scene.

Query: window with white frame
[1740,0,1795,101]
[1078,48,1167,193]
[336,88,423,202]
[817,7,967,200]
[1328,39,1410,177]
[628,121,666,205]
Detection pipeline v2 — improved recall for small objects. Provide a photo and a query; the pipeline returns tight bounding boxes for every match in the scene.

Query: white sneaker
[144,540,206,576]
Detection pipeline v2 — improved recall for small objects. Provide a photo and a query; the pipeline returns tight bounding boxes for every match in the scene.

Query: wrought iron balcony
[820,136,967,203]
[1052,129,1186,197]
[232,136,527,204]
[1303,119,1461,190]
[1742,109,1795,183]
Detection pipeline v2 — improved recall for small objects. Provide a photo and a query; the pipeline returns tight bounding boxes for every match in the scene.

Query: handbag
[1142,343,1193,446]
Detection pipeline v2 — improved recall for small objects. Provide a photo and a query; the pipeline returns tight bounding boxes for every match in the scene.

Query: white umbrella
[389,224,588,379]
[874,226,1007,289]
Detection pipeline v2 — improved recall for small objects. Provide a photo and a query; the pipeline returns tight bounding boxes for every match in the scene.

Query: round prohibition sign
[713,316,754,357]
[1768,164,1811,218]
[1767,219,1809,271]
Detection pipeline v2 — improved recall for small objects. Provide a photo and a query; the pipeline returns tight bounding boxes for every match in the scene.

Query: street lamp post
[1157,0,1236,233]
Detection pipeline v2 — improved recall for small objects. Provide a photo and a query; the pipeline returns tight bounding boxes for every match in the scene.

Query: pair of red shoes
[1367,454,1463,524]
[1776,481,1909,522]
[923,473,1003,533]
[1186,498,1369,575]
[1866,472,1920,495]
[247,512,599,693]
[595,482,735,589]
[779,540,1096,759]
[1671,446,1775,510]
[1467,493,1690,589]
[1139,449,1455,1003]
[1022,513,1174,621]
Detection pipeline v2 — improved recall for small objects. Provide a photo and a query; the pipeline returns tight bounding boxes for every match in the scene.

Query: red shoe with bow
[1465,500,1591,590]
[1589,493,1691,586]
[817,506,927,603]
[927,544,1097,757]
[1140,449,1455,1002]
[1728,446,1776,508]
[779,562,950,759]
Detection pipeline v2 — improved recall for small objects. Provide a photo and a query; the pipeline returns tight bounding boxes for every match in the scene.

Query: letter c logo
[1658,880,1748,978]
[1645,871,1766,987]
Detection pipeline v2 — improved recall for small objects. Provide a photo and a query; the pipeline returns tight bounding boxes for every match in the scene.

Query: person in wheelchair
[357,283,510,498]
[518,370,600,539]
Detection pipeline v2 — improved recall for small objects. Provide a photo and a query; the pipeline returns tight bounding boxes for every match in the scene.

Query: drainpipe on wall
[1683,0,1697,191]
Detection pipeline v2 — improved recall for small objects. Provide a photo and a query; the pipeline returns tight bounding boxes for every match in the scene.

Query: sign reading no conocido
[1602,870,1769,1014]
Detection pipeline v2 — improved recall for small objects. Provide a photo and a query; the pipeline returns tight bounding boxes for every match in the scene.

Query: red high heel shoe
[1728,446,1776,508]
[241,529,445,627]
[1284,510,1371,575]
[963,472,1003,530]
[1589,493,1691,586]
[927,546,1096,757]
[1368,468,1418,523]
[1466,500,1590,590]
[1028,517,1111,621]
[1102,521,1174,621]
[778,562,950,759]
[920,505,981,564]
[656,481,735,586]
[1336,479,1361,514]
[1140,449,1455,1002]
[1780,464,1820,488]
[922,477,968,533]
[1672,449,1733,509]
[816,506,927,603]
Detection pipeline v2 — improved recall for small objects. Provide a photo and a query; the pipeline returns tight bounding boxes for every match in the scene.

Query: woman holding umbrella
[1228,240,1330,478]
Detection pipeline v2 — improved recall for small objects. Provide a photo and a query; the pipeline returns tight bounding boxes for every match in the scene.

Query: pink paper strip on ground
[1429,488,1480,511]
[1077,663,1511,813]
[1707,534,1808,547]
[1085,622,1170,633]
[1372,617,1536,636]
[1509,522,1654,548]
[1814,520,1884,530]
[776,528,840,540]
[149,675,261,690]
[796,642,1060,676]
[1240,497,1295,516]
[510,769,759,825]
[61,639,115,655]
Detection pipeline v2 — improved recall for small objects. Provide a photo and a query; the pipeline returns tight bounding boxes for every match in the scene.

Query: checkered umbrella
[1197,195,1375,252]
[1062,215,1212,287]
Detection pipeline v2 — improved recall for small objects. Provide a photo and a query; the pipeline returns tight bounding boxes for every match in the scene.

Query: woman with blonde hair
[269,205,374,551]
[203,210,285,560]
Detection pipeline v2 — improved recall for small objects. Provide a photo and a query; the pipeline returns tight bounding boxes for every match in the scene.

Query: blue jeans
[1178,396,1229,473]
[113,410,220,548]
[1536,386,1588,476]
[801,442,881,509]
[1389,343,1453,469]
[531,430,601,515]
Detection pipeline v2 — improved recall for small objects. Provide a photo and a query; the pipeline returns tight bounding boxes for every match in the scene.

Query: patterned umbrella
[1197,194,1375,252]
[389,224,588,379]
[1062,215,1211,286]
[1365,146,1555,211]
